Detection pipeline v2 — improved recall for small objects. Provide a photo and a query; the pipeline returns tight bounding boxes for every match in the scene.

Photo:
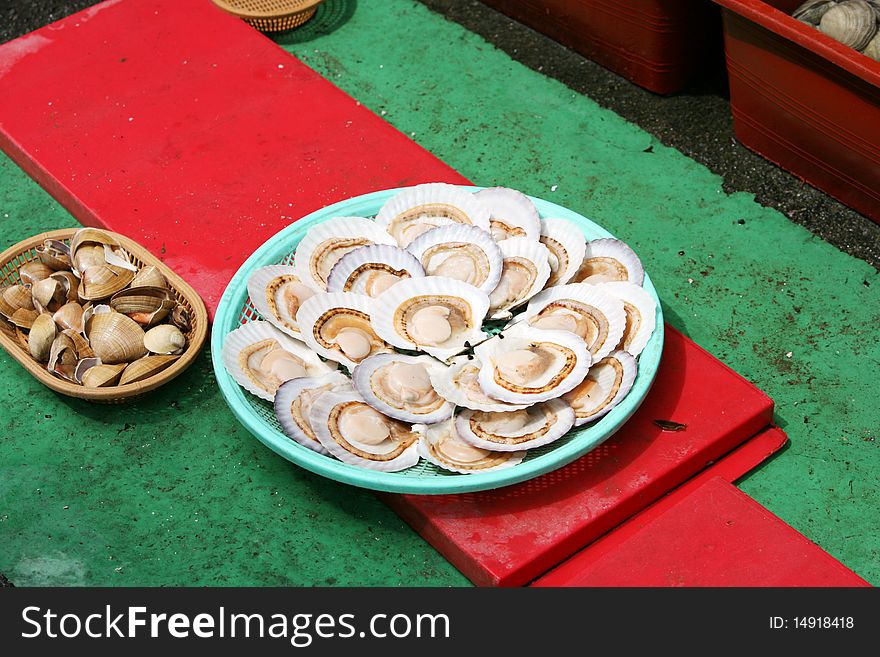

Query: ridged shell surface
[416,418,525,473]
[221,320,337,401]
[564,350,636,426]
[274,371,351,454]
[488,237,551,319]
[247,265,318,339]
[539,217,587,288]
[374,183,491,247]
[326,244,425,297]
[474,187,541,242]
[296,292,392,370]
[352,352,453,424]
[430,355,530,412]
[596,281,657,357]
[454,398,575,452]
[294,216,396,290]
[371,276,489,361]
[573,238,645,286]
[309,391,420,472]
[406,224,503,293]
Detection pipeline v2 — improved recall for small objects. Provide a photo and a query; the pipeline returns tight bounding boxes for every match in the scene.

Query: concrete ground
[1,0,877,586]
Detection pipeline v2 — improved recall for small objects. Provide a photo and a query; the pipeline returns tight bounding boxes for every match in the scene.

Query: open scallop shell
[475,324,591,404]
[596,281,657,357]
[564,350,636,426]
[352,353,453,424]
[371,276,489,361]
[296,292,393,370]
[475,187,541,242]
[517,283,625,362]
[429,355,530,412]
[454,398,575,452]
[375,183,491,247]
[573,238,645,286]
[326,244,425,297]
[221,320,337,401]
[294,216,396,291]
[539,217,587,288]
[406,224,503,293]
[247,265,318,339]
[274,371,352,455]
[416,418,525,473]
[309,391,420,472]
[488,237,551,319]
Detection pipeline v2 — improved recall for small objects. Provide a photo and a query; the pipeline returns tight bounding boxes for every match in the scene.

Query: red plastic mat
[0,0,466,315]
[535,471,869,587]
[383,325,774,586]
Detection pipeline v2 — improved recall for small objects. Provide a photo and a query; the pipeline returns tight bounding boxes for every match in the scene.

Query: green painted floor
[1,0,877,586]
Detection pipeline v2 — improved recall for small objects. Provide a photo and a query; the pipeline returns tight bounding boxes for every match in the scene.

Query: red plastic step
[479,0,719,94]
[0,0,467,315]
[382,325,774,587]
[714,0,880,224]
[535,472,869,587]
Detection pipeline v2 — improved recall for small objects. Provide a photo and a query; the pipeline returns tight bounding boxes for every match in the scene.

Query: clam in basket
[212,187,664,495]
[0,229,208,403]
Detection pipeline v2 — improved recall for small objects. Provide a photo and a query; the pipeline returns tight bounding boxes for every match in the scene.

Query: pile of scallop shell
[793,0,880,60]
[222,183,657,475]
[0,228,190,387]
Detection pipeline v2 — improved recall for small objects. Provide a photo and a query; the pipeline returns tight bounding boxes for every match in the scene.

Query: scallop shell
[539,217,587,288]
[371,276,490,361]
[416,418,525,473]
[326,244,424,297]
[488,237,551,319]
[596,281,657,357]
[294,216,396,291]
[455,398,575,452]
[406,224,503,293]
[475,324,591,404]
[273,371,352,455]
[819,0,877,50]
[474,187,541,242]
[352,353,453,424]
[429,356,530,412]
[564,350,637,426]
[296,292,393,370]
[221,320,337,401]
[518,283,626,362]
[309,391,420,472]
[573,238,645,286]
[375,183,491,247]
[247,265,317,339]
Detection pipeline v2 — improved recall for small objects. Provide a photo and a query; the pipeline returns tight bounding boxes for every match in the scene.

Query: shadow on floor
[272,0,357,46]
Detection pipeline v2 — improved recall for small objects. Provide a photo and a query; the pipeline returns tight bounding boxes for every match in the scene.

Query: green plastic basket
[211,187,664,494]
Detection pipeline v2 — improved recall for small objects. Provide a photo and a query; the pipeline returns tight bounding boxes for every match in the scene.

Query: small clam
[9,307,39,330]
[78,264,136,301]
[0,284,35,318]
[863,31,880,59]
[53,302,84,332]
[110,286,175,326]
[143,324,186,355]
[28,313,57,362]
[19,261,54,285]
[819,0,877,50]
[119,355,180,385]
[35,239,72,271]
[793,0,838,25]
[129,266,167,289]
[86,311,147,364]
[50,271,80,302]
[31,277,66,313]
[169,304,191,333]
[47,333,79,381]
[79,362,126,388]
[61,328,95,359]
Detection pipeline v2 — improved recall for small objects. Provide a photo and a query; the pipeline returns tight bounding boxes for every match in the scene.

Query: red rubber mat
[0,0,466,315]
[383,325,774,586]
[535,472,869,587]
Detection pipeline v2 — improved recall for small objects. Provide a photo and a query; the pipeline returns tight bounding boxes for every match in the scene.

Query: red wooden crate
[479,0,719,94]
[715,0,880,223]
[383,325,774,586]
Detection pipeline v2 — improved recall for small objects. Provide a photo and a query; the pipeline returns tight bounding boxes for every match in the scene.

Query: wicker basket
[0,229,208,403]
[211,0,325,32]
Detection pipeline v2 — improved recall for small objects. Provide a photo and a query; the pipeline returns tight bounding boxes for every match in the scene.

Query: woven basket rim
[211,0,324,19]
[0,228,208,403]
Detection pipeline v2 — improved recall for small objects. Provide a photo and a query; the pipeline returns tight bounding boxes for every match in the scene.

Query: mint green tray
[211,187,664,494]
